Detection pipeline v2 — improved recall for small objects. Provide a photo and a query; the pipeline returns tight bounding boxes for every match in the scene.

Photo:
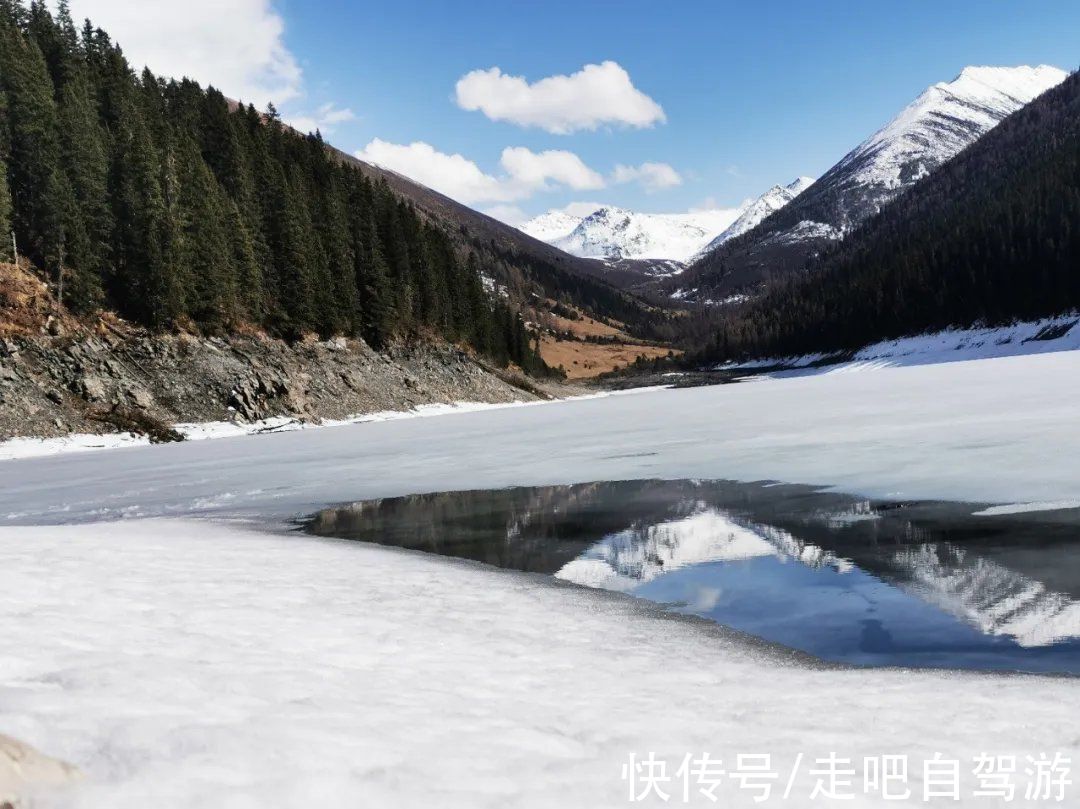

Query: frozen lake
[3,350,1080,526]
[3,352,1080,806]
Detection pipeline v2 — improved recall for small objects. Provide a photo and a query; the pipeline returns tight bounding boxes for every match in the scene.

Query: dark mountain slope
[325,148,661,336]
[704,68,1080,361]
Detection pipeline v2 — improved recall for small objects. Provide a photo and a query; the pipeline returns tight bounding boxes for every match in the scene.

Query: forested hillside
[0,0,550,372]
[705,68,1080,361]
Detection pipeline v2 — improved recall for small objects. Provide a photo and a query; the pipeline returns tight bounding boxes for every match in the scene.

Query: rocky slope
[0,263,564,444]
[677,64,1069,302]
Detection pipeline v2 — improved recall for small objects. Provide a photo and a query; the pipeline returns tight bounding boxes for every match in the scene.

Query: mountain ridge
[704,66,1080,361]
[676,63,1068,303]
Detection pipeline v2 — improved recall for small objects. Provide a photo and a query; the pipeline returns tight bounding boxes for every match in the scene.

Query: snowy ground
[721,314,1080,375]
[2,519,1078,808]
[0,400,536,462]
[3,350,1080,806]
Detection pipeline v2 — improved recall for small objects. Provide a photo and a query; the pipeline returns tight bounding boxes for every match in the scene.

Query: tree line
[704,68,1080,362]
[0,0,547,373]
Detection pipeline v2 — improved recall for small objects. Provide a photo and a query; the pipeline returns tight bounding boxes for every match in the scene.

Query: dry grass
[539,335,675,379]
[0,261,69,338]
[547,311,625,339]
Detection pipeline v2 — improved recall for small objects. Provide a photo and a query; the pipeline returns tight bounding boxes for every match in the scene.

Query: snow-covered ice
[0,400,534,462]
[0,389,669,463]
[2,519,1078,808]
[3,349,1080,524]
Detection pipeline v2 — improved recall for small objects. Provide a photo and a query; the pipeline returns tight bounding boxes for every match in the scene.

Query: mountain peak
[827,63,1068,221]
[947,64,1067,95]
[696,176,817,255]
[521,205,744,263]
[786,176,815,195]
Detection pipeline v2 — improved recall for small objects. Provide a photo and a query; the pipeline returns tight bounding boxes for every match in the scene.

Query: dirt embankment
[0,263,580,442]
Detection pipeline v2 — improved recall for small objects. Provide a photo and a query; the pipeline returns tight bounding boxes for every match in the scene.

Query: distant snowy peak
[519,177,816,264]
[785,176,815,196]
[699,176,815,254]
[519,209,581,243]
[522,205,742,263]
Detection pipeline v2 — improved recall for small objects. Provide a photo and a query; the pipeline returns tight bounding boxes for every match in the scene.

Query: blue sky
[67,0,1080,223]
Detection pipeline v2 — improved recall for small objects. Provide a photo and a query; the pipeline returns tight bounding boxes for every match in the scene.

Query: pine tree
[0,0,552,373]
[110,93,181,326]
[0,15,71,272]
[174,136,234,328]
[56,69,111,308]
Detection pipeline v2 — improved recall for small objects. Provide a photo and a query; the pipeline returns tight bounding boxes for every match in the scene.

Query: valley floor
[2,349,1080,806]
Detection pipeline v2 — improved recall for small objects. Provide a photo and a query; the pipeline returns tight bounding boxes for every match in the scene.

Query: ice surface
[0,399,550,462]
[2,351,1080,525]
[2,519,1078,808]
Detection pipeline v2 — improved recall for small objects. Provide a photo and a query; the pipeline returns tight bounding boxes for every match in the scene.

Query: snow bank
[1,519,1077,808]
[723,314,1080,375]
[0,401,531,462]
[0,388,669,463]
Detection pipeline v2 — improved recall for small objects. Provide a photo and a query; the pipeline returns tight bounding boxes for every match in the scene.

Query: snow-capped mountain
[680,64,1068,301]
[519,209,581,244]
[521,206,742,263]
[696,176,814,256]
[805,64,1068,236]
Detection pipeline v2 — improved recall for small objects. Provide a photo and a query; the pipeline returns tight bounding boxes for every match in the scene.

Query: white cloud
[356,139,513,203]
[611,162,683,192]
[691,196,722,212]
[56,0,302,106]
[355,140,608,204]
[500,147,605,191]
[287,103,357,135]
[482,205,529,226]
[559,201,608,218]
[455,61,665,134]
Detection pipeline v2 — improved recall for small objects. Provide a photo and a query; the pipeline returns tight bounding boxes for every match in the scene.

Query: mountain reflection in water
[304,480,1080,674]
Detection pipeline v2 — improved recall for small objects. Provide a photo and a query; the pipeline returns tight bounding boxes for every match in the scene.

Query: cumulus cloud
[355,140,608,204]
[559,201,609,218]
[287,103,357,135]
[611,162,683,192]
[482,205,529,226]
[455,61,665,134]
[500,147,605,191]
[356,139,512,203]
[55,0,302,106]
[691,196,721,212]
